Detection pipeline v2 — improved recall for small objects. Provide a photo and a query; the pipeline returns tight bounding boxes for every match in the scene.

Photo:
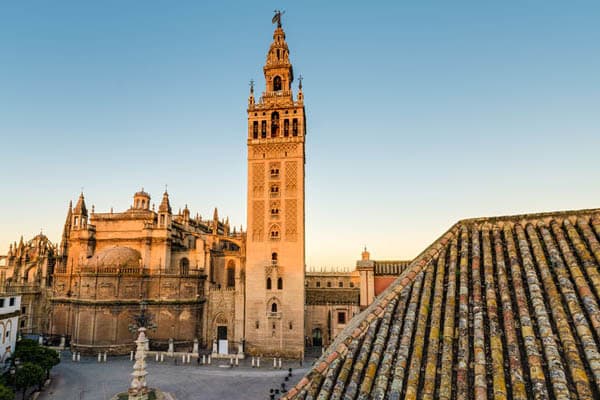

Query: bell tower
[244,12,306,358]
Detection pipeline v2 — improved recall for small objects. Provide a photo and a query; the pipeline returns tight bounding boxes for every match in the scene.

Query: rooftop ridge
[284,206,600,399]
[456,206,600,226]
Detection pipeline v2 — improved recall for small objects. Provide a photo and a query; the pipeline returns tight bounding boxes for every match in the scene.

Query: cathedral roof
[158,191,172,214]
[73,192,87,216]
[134,189,150,198]
[85,246,141,269]
[285,208,600,399]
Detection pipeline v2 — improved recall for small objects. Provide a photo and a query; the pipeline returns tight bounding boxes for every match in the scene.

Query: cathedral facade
[50,190,245,354]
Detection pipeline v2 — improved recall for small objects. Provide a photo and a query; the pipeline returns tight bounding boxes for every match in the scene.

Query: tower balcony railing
[262,90,292,99]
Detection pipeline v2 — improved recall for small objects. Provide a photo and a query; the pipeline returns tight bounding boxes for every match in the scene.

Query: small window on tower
[271,303,278,313]
[261,121,267,138]
[271,112,279,137]
[277,277,283,290]
[273,76,282,91]
[338,312,347,325]
[316,281,321,288]
[292,119,298,136]
[266,277,272,290]
[270,168,279,178]
[270,185,279,197]
[284,119,289,137]
[253,121,258,139]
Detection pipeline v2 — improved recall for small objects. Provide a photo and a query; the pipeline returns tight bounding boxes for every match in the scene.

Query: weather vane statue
[272,9,285,28]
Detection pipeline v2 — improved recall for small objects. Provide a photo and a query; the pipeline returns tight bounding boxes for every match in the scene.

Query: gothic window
[261,121,267,138]
[292,118,298,136]
[253,121,258,139]
[180,258,189,275]
[271,207,279,216]
[266,277,272,290]
[271,302,278,313]
[283,119,289,137]
[273,76,282,91]
[271,112,279,137]
[226,260,235,288]
[270,168,279,178]
[277,277,283,290]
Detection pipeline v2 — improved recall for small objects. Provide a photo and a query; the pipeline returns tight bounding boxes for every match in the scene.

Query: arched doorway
[312,327,322,347]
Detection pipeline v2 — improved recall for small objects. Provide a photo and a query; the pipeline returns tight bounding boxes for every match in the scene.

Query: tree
[15,363,44,400]
[13,339,60,379]
[0,385,14,400]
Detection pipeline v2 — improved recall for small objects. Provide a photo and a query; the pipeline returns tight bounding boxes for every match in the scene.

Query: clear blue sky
[1,1,599,267]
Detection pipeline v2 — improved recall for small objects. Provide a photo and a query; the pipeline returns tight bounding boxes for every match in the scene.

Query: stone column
[128,328,149,400]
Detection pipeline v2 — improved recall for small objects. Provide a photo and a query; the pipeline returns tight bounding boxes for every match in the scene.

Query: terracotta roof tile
[284,208,600,399]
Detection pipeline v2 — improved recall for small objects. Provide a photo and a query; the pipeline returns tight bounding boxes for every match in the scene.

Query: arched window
[226,261,235,288]
[277,277,283,290]
[271,303,278,313]
[271,112,279,137]
[316,281,321,288]
[273,76,282,91]
[180,258,189,275]
[292,118,298,136]
[266,277,272,290]
[283,119,289,137]
[253,121,258,139]
[261,121,267,138]
[271,252,278,261]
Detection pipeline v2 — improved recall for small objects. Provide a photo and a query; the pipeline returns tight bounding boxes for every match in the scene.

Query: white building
[0,295,21,364]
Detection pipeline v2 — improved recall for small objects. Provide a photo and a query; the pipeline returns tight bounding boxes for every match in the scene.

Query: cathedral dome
[86,246,141,268]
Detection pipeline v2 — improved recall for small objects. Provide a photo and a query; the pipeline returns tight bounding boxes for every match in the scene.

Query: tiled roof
[373,260,411,276]
[285,208,600,399]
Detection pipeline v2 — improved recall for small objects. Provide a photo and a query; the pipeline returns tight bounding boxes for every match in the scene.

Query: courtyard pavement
[38,350,320,400]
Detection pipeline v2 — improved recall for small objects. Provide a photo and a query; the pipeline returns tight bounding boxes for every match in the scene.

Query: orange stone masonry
[244,20,306,358]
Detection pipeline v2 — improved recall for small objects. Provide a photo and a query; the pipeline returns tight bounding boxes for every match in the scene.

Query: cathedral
[0,15,406,360]
[10,16,307,358]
